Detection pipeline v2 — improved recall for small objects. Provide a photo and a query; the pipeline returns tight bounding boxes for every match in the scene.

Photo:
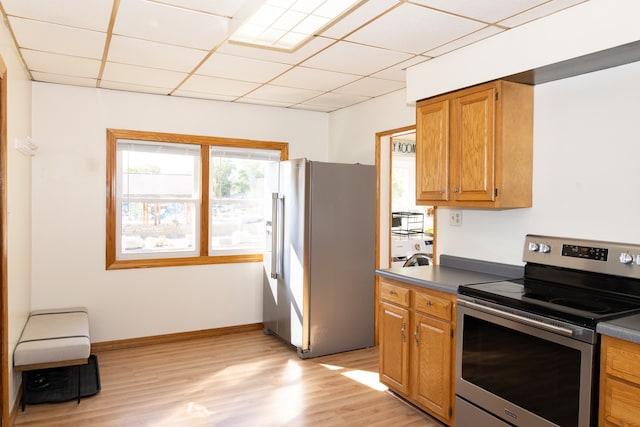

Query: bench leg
[76,365,81,404]
[21,371,26,411]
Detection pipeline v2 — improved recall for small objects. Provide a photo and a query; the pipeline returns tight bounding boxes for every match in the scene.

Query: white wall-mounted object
[14,136,38,157]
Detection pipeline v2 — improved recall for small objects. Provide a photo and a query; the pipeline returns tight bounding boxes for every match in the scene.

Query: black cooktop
[459,278,640,328]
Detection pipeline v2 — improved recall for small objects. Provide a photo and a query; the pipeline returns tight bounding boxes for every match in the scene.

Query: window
[106,129,288,269]
[209,146,281,255]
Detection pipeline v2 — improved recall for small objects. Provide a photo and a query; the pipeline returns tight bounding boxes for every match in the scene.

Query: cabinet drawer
[414,291,452,321]
[380,281,410,307]
[603,337,640,384]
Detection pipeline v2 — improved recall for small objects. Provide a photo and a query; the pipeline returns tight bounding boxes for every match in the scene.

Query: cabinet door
[599,336,640,426]
[600,377,640,426]
[411,313,452,422]
[416,99,449,202]
[379,301,410,395]
[450,86,496,202]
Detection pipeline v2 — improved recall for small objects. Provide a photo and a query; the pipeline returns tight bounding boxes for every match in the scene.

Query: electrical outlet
[450,210,462,226]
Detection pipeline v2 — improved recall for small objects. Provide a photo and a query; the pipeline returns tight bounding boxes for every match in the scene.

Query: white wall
[0,15,33,413]
[436,60,640,265]
[328,89,415,164]
[31,84,329,343]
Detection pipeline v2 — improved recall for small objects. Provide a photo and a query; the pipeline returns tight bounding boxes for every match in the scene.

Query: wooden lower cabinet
[379,301,410,395]
[378,278,456,425]
[599,335,640,426]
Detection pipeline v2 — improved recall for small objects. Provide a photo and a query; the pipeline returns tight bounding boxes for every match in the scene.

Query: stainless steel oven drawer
[456,397,512,427]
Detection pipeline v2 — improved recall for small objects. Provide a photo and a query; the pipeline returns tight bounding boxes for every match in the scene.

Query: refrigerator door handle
[271,193,283,279]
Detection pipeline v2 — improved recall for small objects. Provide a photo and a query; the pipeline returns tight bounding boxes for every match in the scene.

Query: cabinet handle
[389,290,396,296]
[440,189,445,194]
[427,300,433,307]
[414,325,419,346]
[452,187,459,193]
[401,322,406,342]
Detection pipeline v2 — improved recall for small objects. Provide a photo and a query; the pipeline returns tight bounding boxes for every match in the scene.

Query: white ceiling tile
[8,17,106,59]
[197,53,292,83]
[347,3,486,55]
[31,71,97,88]
[113,0,230,49]
[216,36,335,64]
[371,56,431,81]
[300,92,370,109]
[333,77,405,97]
[408,0,549,24]
[148,0,251,17]
[319,0,399,39]
[1,0,594,112]
[243,85,323,104]
[290,103,335,112]
[1,0,113,31]
[423,26,504,57]
[108,35,208,72]
[21,49,101,78]
[100,80,173,95]
[270,67,361,91]
[179,75,260,97]
[302,41,413,75]
[101,62,188,88]
[498,0,590,28]
[235,98,296,108]
[172,89,238,102]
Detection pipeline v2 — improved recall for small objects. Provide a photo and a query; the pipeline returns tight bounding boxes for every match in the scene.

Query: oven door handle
[459,299,575,337]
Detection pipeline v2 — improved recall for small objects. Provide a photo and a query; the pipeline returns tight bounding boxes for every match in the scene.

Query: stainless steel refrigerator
[263,159,376,359]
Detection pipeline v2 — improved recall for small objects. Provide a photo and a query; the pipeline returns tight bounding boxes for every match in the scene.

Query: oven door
[456,299,596,427]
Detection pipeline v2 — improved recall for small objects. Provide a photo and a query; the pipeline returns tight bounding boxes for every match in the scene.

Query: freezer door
[280,159,310,349]
[263,159,309,349]
[262,162,281,335]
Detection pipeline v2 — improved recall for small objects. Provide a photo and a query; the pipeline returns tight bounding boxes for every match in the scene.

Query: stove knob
[619,252,633,264]
[538,243,551,253]
[528,242,539,252]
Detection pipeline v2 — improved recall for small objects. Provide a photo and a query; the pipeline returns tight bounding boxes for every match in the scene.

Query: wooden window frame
[106,129,288,270]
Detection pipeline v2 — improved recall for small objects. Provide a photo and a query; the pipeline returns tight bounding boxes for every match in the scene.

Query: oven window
[462,316,581,427]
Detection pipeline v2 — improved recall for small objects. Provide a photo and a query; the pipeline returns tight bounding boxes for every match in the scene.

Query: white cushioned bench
[14,307,91,409]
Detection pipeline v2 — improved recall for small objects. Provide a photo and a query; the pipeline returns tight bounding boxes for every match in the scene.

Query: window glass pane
[117,140,200,259]
[120,201,197,255]
[209,147,280,254]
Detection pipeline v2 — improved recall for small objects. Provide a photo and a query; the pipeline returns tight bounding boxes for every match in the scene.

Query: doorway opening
[375,127,435,271]
[389,130,434,267]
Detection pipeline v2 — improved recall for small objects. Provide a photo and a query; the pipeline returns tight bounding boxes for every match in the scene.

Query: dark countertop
[597,314,640,345]
[376,255,524,295]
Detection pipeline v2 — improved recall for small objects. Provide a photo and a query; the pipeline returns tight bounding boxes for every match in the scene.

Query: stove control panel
[524,234,640,279]
[562,244,608,261]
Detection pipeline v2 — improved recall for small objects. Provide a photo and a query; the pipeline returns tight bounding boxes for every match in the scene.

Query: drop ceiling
[0,0,588,112]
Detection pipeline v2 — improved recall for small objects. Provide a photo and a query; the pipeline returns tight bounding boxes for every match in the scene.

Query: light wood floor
[14,330,443,426]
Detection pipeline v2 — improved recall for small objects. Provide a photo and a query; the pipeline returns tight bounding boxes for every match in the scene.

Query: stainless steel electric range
[455,234,640,427]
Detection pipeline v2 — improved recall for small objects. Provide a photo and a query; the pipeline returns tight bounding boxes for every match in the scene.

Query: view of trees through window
[209,152,279,254]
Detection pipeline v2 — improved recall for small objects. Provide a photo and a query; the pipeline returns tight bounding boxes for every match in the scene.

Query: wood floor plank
[14,330,443,426]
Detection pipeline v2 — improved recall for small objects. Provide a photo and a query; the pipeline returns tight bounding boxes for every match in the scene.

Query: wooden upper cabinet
[416,80,533,208]
[416,99,449,201]
[450,87,496,202]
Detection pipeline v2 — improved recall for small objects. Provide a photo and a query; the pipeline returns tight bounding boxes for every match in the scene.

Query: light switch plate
[450,210,462,226]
